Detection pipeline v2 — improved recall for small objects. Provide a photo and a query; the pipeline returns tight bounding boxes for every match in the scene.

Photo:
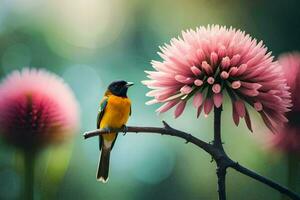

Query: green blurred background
[0,0,299,199]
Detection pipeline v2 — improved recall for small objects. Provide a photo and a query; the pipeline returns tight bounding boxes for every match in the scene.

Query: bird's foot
[102,127,112,133]
[122,125,128,135]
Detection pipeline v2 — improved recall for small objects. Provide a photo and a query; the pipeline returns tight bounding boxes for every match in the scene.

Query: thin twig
[83,122,300,200]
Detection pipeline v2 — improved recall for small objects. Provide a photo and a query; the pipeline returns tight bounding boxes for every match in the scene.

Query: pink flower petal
[221,56,230,69]
[244,108,253,132]
[204,98,214,115]
[229,67,238,76]
[260,112,277,133]
[197,105,203,118]
[239,88,259,96]
[194,79,203,86]
[240,81,262,90]
[230,54,241,65]
[162,93,185,102]
[175,75,194,84]
[218,45,226,58]
[174,101,187,118]
[232,102,240,126]
[213,93,223,108]
[234,100,246,117]
[190,66,201,76]
[201,61,213,75]
[156,100,179,113]
[212,84,221,93]
[196,49,205,61]
[220,71,229,79]
[146,99,159,105]
[210,52,218,66]
[193,92,203,108]
[207,77,215,85]
[231,81,241,89]
[254,102,263,111]
[235,64,248,76]
[180,85,193,94]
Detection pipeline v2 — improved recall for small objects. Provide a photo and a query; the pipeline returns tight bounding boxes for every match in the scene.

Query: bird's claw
[122,125,128,135]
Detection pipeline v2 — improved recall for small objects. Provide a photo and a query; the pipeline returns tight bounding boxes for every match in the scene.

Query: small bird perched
[96,80,133,183]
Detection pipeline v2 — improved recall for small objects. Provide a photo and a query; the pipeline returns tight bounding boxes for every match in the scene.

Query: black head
[107,80,134,97]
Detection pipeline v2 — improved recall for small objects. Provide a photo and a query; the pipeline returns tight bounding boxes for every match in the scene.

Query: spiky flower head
[269,52,300,153]
[142,25,291,132]
[0,68,79,150]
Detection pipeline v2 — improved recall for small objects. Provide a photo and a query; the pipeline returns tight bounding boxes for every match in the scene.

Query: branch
[84,121,215,156]
[231,162,300,200]
[83,122,300,200]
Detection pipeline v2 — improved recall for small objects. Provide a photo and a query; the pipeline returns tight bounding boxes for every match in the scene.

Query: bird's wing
[97,97,108,129]
[97,96,108,150]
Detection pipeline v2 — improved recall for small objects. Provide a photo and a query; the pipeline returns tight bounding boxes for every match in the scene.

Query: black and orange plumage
[96,80,133,183]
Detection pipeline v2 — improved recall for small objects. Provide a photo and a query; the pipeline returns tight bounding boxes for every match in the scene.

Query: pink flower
[269,128,300,154]
[278,52,300,110]
[269,52,300,153]
[0,68,79,150]
[142,25,291,132]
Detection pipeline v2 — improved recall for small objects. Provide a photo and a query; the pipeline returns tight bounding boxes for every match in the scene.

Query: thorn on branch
[185,134,193,144]
[162,120,171,129]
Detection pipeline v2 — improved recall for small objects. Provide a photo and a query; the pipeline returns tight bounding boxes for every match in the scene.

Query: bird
[96,80,133,183]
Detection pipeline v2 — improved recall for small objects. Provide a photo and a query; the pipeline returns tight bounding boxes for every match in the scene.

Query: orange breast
[100,95,131,141]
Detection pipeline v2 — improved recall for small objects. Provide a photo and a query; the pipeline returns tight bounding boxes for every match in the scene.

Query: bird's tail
[97,147,111,183]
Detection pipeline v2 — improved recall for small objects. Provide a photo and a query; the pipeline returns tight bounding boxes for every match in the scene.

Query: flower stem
[288,154,299,192]
[214,106,223,150]
[24,150,36,200]
[214,106,227,200]
[282,154,299,200]
[216,165,226,200]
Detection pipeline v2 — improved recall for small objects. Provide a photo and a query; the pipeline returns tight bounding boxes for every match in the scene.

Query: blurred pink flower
[270,128,300,154]
[0,68,79,150]
[142,25,291,132]
[269,52,300,153]
[278,52,300,110]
